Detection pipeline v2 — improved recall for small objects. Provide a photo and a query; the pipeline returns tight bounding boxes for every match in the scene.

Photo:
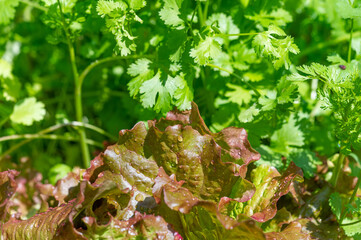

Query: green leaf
[271,114,304,154]
[96,0,127,17]
[206,13,240,43]
[342,218,361,237]
[0,0,19,24]
[225,83,252,106]
[277,77,298,104]
[0,60,21,102]
[159,0,184,29]
[127,58,153,97]
[238,104,260,123]
[289,149,322,179]
[254,145,283,170]
[48,164,72,185]
[1,77,21,102]
[139,71,164,108]
[258,90,277,111]
[246,8,292,27]
[10,97,46,125]
[190,36,222,65]
[42,0,77,13]
[127,0,146,10]
[0,59,12,78]
[329,192,342,220]
[236,163,303,222]
[97,0,143,56]
[253,25,299,69]
[337,0,361,19]
[172,75,193,111]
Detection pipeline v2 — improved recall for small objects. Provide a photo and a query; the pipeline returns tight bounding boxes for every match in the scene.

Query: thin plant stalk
[348,19,354,63]
[57,0,90,167]
[340,169,361,224]
[0,121,115,161]
[330,153,346,187]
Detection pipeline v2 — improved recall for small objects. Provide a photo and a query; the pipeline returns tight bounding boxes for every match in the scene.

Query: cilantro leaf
[271,114,304,154]
[255,145,284,170]
[0,0,19,24]
[127,0,146,10]
[159,0,184,29]
[10,97,46,125]
[97,0,143,56]
[258,90,277,111]
[289,149,322,179]
[225,83,252,106]
[139,71,163,109]
[206,13,240,43]
[253,25,299,69]
[337,0,361,19]
[238,104,260,123]
[127,58,153,97]
[190,36,222,65]
[246,8,292,27]
[172,75,193,110]
[42,0,77,13]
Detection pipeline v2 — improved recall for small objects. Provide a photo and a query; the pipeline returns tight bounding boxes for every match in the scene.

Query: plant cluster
[1,0,361,239]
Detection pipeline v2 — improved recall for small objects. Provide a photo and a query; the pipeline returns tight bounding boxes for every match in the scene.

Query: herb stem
[206,63,261,97]
[57,0,90,167]
[0,121,115,161]
[330,153,346,187]
[78,55,153,87]
[339,154,361,224]
[19,0,48,12]
[0,134,103,147]
[348,19,354,63]
[203,0,209,23]
[197,1,204,27]
[215,32,259,37]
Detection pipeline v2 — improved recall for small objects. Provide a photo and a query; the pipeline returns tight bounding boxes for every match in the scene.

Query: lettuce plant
[0,103,306,239]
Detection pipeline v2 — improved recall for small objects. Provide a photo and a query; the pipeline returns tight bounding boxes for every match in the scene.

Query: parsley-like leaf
[253,25,299,69]
[10,97,46,125]
[0,0,19,24]
[159,0,184,29]
[271,114,304,154]
[225,83,252,106]
[190,36,222,65]
[246,8,292,27]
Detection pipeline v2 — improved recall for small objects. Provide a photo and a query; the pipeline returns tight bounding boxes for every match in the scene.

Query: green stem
[0,121,116,143]
[331,153,346,187]
[19,0,48,11]
[197,1,204,27]
[206,63,261,97]
[0,121,115,161]
[215,32,259,37]
[0,134,102,147]
[348,19,354,63]
[78,55,153,87]
[57,0,90,167]
[339,154,361,224]
[203,0,209,23]
[341,219,361,226]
